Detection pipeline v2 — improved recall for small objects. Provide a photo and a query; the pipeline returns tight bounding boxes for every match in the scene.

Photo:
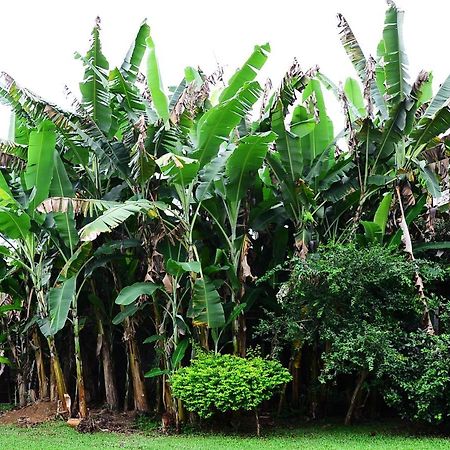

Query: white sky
[0,0,448,138]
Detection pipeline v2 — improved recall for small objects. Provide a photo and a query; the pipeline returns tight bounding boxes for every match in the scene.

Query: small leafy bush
[170,352,291,418]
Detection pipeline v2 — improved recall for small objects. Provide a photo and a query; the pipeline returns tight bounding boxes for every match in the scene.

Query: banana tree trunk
[16,372,27,407]
[73,311,88,418]
[97,318,119,410]
[47,336,69,413]
[124,316,149,412]
[32,329,48,400]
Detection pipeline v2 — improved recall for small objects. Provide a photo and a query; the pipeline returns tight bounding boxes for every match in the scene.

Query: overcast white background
[0,0,448,137]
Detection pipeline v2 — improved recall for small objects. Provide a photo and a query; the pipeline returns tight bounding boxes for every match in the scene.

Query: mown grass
[1,420,450,449]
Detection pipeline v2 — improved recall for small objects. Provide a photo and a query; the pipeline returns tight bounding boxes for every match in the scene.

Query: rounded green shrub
[170,352,292,418]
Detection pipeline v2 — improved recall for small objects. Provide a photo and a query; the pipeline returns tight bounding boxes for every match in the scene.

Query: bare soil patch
[0,401,57,426]
[76,409,137,433]
[0,402,137,432]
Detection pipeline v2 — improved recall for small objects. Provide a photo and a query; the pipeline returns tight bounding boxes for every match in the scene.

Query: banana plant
[0,121,71,411]
[335,3,446,216]
[146,39,274,358]
[335,2,450,332]
[260,66,353,257]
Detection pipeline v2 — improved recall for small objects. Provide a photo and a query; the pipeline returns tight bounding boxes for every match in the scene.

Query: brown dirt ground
[0,401,57,426]
[0,402,137,432]
[76,409,137,433]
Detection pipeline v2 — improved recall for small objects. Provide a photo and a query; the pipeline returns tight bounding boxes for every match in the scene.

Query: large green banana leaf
[381,4,410,112]
[115,282,160,306]
[271,100,302,182]
[188,278,225,329]
[146,33,169,124]
[79,199,156,242]
[48,276,76,335]
[49,152,79,253]
[225,131,276,212]
[219,43,270,103]
[301,79,334,167]
[193,81,261,167]
[121,21,150,83]
[24,120,56,214]
[0,208,31,241]
[79,20,112,134]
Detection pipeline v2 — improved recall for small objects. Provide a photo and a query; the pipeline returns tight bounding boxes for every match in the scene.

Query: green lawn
[1,421,450,449]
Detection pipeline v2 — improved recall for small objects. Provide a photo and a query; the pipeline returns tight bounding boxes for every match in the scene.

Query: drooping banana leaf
[188,277,225,328]
[0,171,18,206]
[156,153,199,187]
[48,276,76,335]
[0,208,31,241]
[196,149,233,202]
[0,139,27,171]
[58,242,92,281]
[165,259,201,277]
[410,74,450,149]
[109,68,145,118]
[79,199,155,242]
[115,281,160,306]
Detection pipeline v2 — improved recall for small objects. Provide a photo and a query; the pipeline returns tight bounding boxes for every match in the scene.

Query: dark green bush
[256,244,448,423]
[383,331,450,425]
[170,352,291,418]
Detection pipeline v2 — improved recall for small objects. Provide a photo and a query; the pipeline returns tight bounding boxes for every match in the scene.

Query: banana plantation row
[0,3,449,428]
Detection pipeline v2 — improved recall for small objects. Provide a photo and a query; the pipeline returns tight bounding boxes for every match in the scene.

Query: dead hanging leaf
[425,203,436,239]
[412,71,430,98]
[145,252,163,283]
[339,85,358,153]
[364,56,376,118]
[37,197,111,216]
[162,274,173,294]
[295,239,309,260]
[400,182,415,208]
[37,197,74,214]
[0,152,26,170]
[259,78,273,120]
[239,235,256,283]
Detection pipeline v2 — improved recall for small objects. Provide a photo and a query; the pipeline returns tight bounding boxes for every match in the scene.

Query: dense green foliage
[0,1,448,430]
[383,332,450,424]
[258,244,448,424]
[170,352,291,418]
